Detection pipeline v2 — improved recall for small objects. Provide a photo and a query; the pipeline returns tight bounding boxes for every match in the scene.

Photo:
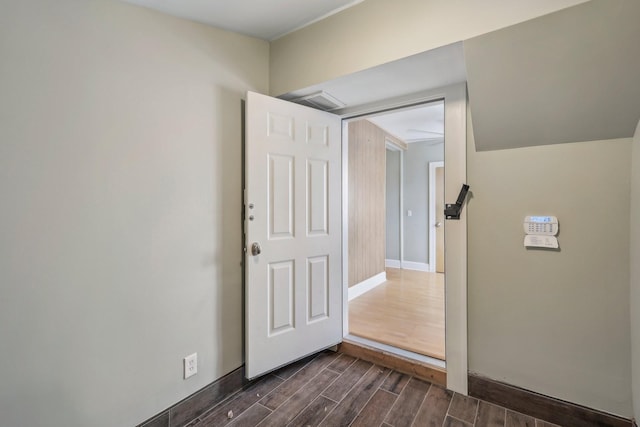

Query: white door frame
[429,161,444,272]
[340,83,468,395]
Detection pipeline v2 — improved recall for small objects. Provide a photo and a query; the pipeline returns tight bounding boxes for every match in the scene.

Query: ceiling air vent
[292,91,345,111]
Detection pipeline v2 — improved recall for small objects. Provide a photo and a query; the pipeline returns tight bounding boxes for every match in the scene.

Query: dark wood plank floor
[184,351,562,427]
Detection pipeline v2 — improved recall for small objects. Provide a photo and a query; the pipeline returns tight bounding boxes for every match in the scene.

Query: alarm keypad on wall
[523,215,559,248]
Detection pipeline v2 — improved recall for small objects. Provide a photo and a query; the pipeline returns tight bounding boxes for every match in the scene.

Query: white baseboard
[385,259,401,268]
[348,272,387,301]
[401,261,431,272]
[385,259,431,271]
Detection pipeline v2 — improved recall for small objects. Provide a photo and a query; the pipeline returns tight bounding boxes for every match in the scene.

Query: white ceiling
[367,102,444,144]
[120,0,364,40]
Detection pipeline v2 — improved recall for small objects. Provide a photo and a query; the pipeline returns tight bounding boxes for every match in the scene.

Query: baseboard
[400,261,430,272]
[137,367,247,427]
[385,259,401,268]
[348,272,386,301]
[384,260,432,272]
[468,373,632,427]
[338,340,446,387]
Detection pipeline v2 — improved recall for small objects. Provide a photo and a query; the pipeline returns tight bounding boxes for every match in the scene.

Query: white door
[245,91,342,379]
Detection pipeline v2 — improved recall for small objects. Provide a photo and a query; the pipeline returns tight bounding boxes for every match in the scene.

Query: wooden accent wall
[348,119,390,287]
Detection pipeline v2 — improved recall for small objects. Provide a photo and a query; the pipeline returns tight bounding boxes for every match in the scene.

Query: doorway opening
[345,101,446,366]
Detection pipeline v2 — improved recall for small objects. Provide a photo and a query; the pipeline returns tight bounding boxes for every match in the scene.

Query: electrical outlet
[184,353,197,379]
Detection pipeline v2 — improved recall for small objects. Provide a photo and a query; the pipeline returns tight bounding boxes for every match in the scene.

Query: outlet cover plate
[184,353,197,379]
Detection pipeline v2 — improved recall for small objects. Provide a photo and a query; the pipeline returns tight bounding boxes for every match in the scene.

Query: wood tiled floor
[349,268,445,360]
[182,351,562,427]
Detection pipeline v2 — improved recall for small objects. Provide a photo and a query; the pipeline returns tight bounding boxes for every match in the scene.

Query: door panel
[245,91,342,379]
[307,255,329,321]
[268,154,294,239]
[308,159,329,235]
[268,260,295,335]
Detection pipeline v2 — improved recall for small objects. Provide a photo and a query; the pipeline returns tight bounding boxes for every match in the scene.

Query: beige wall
[348,120,387,286]
[269,0,588,95]
[0,1,268,426]
[467,113,633,416]
[273,0,635,416]
[631,120,640,421]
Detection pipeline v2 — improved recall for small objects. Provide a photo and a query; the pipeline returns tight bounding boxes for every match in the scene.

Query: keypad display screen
[529,216,552,223]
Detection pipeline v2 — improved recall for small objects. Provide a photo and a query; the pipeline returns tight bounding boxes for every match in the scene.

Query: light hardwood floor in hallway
[348,268,445,360]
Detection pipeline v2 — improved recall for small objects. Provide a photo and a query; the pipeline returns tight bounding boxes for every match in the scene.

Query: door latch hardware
[444,184,470,220]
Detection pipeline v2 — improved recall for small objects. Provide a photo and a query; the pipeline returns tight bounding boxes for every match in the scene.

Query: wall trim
[137,367,247,427]
[385,259,401,268]
[386,259,432,271]
[401,261,430,272]
[348,272,386,301]
[468,373,632,427]
[385,136,407,151]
